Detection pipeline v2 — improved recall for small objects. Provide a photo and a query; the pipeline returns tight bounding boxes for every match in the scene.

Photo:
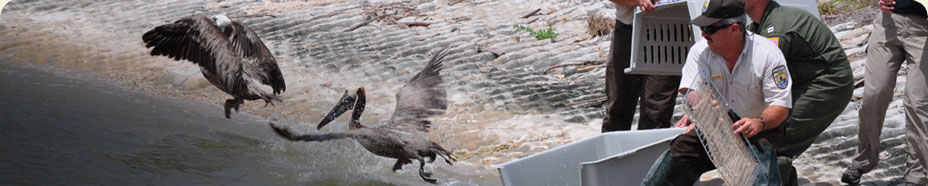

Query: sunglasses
[701,23,733,35]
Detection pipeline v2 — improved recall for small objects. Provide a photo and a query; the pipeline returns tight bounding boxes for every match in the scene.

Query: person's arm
[674,44,704,133]
[675,90,700,133]
[732,105,789,137]
[609,0,658,12]
[735,45,793,137]
[879,0,895,14]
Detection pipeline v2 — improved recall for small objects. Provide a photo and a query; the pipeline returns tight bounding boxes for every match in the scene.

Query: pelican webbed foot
[262,94,283,107]
[224,98,244,119]
[392,158,411,172]
[418,158,437,184]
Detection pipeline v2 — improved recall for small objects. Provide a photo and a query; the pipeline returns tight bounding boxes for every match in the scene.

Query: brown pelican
[141,14,285,119]
[270,49,455,183]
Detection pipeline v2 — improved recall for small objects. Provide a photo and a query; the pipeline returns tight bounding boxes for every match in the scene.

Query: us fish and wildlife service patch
[772,65,788,89]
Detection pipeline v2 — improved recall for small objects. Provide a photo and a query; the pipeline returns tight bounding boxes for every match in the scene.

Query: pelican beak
[349,87,366,128]
[317,90,356,130]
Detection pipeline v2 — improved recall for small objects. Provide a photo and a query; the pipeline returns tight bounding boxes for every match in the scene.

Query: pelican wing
[142,16,245,94]
[230,22,286,94]
[387,49,450,132]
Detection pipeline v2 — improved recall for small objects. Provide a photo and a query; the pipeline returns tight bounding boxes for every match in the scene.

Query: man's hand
[609,0,658,12]
[639,0,657,12]
[676,114,696,133]
[879,0,895,14]
[732,117,764,137]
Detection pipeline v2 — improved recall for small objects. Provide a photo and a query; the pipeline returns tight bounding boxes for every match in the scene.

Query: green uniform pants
[776,54,854,185]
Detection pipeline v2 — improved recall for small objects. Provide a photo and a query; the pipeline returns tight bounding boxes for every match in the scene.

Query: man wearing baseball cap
[642,0,792,185]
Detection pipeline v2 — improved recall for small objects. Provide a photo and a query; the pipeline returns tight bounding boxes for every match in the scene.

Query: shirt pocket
[732,81,763,115]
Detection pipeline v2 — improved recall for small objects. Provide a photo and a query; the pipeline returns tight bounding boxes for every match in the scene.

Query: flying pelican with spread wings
[142,14,285,119]
[270,49,455,183]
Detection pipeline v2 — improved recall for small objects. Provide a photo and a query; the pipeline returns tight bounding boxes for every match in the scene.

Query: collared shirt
[680,32,792,118]
[614,4,635,25]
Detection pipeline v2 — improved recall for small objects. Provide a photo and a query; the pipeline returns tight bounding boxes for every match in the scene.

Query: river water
[0,60,496,185]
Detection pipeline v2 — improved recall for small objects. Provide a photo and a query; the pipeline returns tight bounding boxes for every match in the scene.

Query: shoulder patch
[772,65,788,89]
[767,37,779,46]
[766,26,775,34]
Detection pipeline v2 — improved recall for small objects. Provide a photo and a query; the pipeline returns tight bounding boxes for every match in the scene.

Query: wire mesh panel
[680,78,761,186]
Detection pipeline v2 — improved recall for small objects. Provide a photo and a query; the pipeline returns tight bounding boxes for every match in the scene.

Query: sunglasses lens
[701,24,731,35]
[702,26,719,35]
[701,26,716,35]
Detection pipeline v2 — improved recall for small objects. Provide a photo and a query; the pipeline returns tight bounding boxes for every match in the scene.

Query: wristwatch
[757,116,766,130]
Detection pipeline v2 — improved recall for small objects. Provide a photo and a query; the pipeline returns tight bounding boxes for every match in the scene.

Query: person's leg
[637,75,681,129]
[903,128,928,185]
[603,22,641,132]
[844,12,906,184]
[642,131,714,185]
[776,60,854,185]
[776,156,798,186]
[778,61,853,157]
[901,13,928,185]
[902,161,927,185]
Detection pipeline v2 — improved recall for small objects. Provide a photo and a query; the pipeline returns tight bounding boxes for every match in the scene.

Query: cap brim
[691,15,720,27]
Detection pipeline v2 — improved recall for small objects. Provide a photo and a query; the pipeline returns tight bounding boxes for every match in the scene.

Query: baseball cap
[691,0,745,27]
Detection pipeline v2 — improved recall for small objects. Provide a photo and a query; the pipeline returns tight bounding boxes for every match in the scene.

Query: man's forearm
[609,0,642,7]
[757,105,789,131]
[609,0,640,7]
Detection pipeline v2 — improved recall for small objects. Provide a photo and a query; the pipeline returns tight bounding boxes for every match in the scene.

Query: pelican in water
[270,49,455,183]
[141,14,285,119]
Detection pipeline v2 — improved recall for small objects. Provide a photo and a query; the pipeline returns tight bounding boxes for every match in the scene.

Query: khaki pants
[602,22,680,132]
[852,12,928,184]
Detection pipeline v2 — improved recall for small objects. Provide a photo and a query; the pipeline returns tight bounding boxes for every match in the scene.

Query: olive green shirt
[747,1,849,81]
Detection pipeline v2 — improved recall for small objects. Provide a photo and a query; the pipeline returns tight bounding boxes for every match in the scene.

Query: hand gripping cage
[679,76,767,185]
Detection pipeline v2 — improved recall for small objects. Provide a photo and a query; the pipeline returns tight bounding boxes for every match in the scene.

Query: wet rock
[529,144,548,151]
[480,157,499,164]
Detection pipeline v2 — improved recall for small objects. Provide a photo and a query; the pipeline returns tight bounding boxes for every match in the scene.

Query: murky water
[0,60,497,185]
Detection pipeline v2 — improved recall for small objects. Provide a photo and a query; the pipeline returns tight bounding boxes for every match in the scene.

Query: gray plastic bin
[494,128,684,186]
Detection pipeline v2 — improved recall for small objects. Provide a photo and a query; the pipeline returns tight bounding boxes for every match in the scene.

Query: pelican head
[317,87,366,130]
[210,14,232,28]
